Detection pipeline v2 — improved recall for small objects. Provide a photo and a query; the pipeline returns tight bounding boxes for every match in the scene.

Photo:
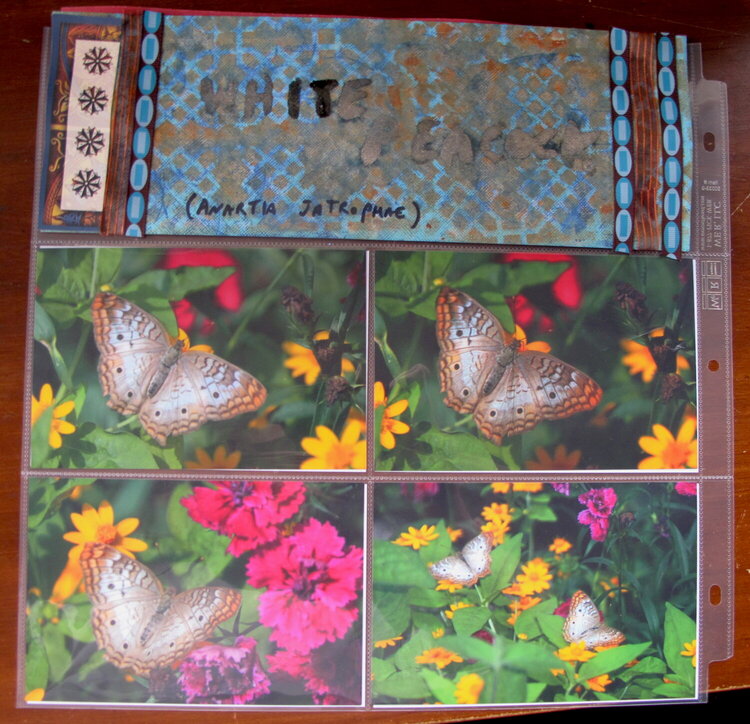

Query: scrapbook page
[20,6,732,714]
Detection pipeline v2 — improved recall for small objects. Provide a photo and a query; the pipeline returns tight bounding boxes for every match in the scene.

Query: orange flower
[549,538,572,554]
[586,673,612,692]
[31,384,76,449]
[556,641,597,663]
[526,444,582,470]
[415,647,463,669]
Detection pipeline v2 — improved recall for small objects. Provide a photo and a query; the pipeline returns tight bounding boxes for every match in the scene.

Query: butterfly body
[562,590,625,650]
[436,288,602,445]
[80,542,241,676]
[92,292,266,446]
[428,531,493,586]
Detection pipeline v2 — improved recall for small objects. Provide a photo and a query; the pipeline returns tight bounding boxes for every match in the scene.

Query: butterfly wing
[91,293,170,414]
[474,351,602,444]
[429,532,493,586]
[429,554,479,586]
[436,288,509,413]
[80,542,166,675]
[562,590,625,650]
[133,587,242,673]
[138,350,267,446]
[80,543,241,676]
[460,531,493,579]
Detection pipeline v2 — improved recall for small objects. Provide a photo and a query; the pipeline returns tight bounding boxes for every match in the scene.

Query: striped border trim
[655,33,684,258]
[609,28,636,253]
[124,10,163,237]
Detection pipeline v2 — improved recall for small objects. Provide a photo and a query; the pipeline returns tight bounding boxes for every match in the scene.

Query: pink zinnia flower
[246,518,362,653]
[675,482,697,496]
[577,488,617,542]
[178,637,270,705]
[400,482,439,501]
[181,481,306,556]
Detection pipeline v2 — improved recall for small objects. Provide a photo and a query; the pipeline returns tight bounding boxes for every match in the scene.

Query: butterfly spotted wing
[436,288,602,445]
[429,531,493,586]
[80,542,241,676]
[562,590,625,650]
[91,292,266,446]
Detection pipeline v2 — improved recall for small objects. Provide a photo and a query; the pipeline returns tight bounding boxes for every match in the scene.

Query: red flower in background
[181,481,306,556]
[503,253,583,333]
[246,518,362,653]
[161,249,244,333]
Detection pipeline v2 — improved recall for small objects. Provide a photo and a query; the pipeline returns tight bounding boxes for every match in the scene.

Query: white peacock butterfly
[436,288,602,445]
[79,542,241,676]
[91,292,266,446]
[428,531,493,586]
[562,590,625,650]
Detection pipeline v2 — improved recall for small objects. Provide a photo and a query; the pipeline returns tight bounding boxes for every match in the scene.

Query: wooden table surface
[0,0,747,720]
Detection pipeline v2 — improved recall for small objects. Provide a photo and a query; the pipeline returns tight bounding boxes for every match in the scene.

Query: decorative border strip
[609,28,635,254]
[125,10,163,237]
[656,32,684,258]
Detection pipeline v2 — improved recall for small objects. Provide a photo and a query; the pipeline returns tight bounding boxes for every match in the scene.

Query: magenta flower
[181,481,306,556]
[400,482,439,501]
[675,482,697,496]
[177,637,270,705]
[552,483,571,495]
[577,488,617,542]
[246,518,362,653]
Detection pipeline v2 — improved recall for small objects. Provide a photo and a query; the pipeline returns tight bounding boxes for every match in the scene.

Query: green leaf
[422,669,457,704]
[30,405,53,467]
[78,428,160,469]
[451,605,490,636]
[482,533,522,594]
[578,641,652,680]
[417,429,498,470]
[373,540,435,587]
[373,590,412,641]
[663,602,696,687]
[41,623,72,684]
[25,639,50,693]
[618,655,667,681]
[503,640,566,686]
[33,301,57,343]
[372,670,432,700]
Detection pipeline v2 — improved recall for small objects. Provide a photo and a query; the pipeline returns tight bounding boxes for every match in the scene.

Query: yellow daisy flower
[621,330,690,383]
[586,673,613,692]
[283,332,355,385]
[24,688,45,702]
[431,627,445,639]
[556,641,597,663]
[681,639,697,667]
[374,636,403,649]
[300,421,366,469]
[480,502,513,545]
[515,557,553,595]
[374,381,410,449]
[415,647,463,669]
[455,673,484,705]
[549,538,572,554]
[638,418,697,469]
[31,383,76,449]
[392,524,439,550]
[185,445,241,469]
[51,501,147,603]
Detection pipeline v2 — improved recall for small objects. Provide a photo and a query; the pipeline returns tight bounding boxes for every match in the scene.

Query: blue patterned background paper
[146,15,614,245]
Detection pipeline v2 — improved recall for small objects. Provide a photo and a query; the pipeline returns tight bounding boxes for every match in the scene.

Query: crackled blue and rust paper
[139,14,691,249]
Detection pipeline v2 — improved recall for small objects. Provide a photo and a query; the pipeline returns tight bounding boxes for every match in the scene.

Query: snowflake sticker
[78,86,109,115]
[71,169,102,199]
[74,127,106,157]
[82,46,113,75]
